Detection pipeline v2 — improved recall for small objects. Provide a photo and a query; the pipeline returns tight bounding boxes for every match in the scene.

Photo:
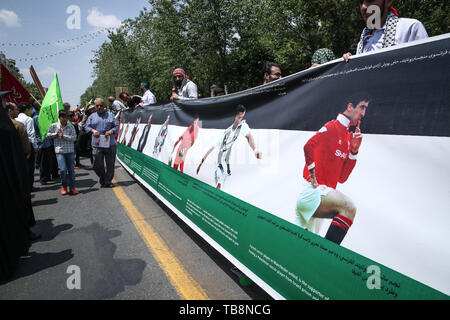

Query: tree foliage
[81,0,449,106]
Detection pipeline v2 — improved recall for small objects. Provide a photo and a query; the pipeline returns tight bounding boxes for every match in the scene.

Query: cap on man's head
[311,48,336,65]
[141,82,150,89]
[0,90,12,97]
[173,68,186,76]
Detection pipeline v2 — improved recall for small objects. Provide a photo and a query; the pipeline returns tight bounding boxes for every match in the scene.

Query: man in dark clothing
[33,102,59,184]
[69,111,84,168]
[0,92,39,281]
[85,98,119,187]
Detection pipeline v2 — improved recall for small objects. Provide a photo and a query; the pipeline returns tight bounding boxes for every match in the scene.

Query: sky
[0,0,150,109]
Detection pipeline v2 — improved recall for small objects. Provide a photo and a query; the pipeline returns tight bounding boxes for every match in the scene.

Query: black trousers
[28,144,35,188]
[39,146,59,182]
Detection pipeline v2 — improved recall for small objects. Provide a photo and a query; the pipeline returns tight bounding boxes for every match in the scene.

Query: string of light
[0,27,116,47]
[14,30,112,62]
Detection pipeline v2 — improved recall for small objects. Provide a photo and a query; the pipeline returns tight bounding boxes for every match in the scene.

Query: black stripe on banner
[120,35,450,137]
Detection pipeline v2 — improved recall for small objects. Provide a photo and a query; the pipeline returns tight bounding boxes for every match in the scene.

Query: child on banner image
[168,117,200,172]
[295,92,370,245]
[197,104,262,190]
[153,115,170,158]
[137,114,153,153]
[127,116,142,148]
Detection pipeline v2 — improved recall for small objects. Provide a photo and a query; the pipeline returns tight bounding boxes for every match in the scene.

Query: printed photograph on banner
[295,92,369,246]
[168,117,200,172]
[196,104,262,190]
[137,114,153,153]
[115,35,450,299]
[127,116,141,148]
[153,115,170,158]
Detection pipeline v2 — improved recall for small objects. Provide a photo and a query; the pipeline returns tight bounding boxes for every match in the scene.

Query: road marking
[111,180,209,300]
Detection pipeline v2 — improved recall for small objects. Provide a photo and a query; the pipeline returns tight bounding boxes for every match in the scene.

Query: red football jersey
[303,114,357,189]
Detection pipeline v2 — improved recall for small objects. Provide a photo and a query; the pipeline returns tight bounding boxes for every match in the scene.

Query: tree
[82,0,449,103]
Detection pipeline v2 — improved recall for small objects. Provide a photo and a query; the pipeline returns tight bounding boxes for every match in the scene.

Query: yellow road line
[112,180,209,300]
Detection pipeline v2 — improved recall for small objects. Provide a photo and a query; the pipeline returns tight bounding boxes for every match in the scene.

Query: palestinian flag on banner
[38,73,63,141]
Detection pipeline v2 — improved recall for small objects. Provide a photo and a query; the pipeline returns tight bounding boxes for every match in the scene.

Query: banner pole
[29,65,46,99]
[29,92,42,106]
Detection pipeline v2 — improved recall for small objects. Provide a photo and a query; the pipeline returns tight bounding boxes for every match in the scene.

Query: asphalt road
[0,157,272,300]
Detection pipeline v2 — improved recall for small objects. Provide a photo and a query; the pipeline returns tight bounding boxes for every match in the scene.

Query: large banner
[116,34,450,300]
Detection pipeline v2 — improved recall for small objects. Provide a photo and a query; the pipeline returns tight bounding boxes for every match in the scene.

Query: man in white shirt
[138,82,156,107]
[108,94,127,114]
[343,0,428,61]
[17,102,38,149]
[170,68,198,101]
[16,102,38,190]
[116,92,129,110]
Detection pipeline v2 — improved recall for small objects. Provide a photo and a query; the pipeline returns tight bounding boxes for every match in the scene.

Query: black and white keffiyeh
[356,12,399,54]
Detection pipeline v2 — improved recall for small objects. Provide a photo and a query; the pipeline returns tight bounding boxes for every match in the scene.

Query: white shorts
[296,180,332,225]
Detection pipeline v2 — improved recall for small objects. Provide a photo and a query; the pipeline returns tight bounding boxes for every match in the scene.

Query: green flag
[38,73,63,141]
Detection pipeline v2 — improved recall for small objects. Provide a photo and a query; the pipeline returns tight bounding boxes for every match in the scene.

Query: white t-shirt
[216,120,250,152]
[142,89,156,106]
[177,80,198,100]
[362,18,428,53]
[17,112,38,148]
[112,100,126,111]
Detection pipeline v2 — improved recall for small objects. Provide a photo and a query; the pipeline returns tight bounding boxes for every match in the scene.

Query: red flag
[1,63,30,104]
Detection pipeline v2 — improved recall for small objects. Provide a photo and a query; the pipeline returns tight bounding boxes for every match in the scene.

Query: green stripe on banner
[117,143,448,300]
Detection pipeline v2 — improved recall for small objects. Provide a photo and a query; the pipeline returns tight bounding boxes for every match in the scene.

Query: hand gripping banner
[116,34,450,300]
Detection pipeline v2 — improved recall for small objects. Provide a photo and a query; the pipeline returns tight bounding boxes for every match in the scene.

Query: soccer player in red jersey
[296,93,370,245]
[170,117,200,172]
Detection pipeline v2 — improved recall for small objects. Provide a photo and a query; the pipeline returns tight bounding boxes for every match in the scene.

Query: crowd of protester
[0,0,430,282]
[0,89,132,281]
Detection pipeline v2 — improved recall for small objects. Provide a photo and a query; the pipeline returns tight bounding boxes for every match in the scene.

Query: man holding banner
[343,0,428,61]
[296,93,369,245]
[170,68,198,101]
[137,82,157,107]
[263,62,282,84]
